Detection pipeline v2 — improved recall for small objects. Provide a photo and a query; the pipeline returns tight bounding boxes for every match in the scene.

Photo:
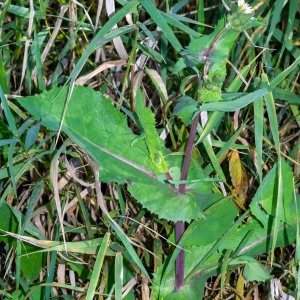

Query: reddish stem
[174,112,200,291]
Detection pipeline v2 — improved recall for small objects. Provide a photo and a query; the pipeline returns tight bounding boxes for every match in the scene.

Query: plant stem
[174,112,200,291]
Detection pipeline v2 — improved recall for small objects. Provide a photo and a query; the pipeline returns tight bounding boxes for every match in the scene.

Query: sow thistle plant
[227,1,254,31]
[0,0,299,299]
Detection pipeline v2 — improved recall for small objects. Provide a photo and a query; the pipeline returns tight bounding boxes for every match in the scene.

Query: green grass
[0,1,299,299]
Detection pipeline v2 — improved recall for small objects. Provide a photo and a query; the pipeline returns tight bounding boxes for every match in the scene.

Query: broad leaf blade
[18,86,154,184]
[18,86,216,222]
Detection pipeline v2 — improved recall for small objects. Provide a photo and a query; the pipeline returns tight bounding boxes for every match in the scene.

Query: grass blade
[265,0,285,46]
[262,73,283,265]
[115,252,123,300]
[21,180,44,235]
[68,0,139,82]
[0,86,17,136]
[200,89,268,112]
[253,97,264,184]
[139,0,182,51]
[270,55,300,89]
[86,233,110,300]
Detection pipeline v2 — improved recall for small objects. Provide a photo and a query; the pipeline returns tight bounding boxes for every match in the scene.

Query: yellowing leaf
[235,273,245,300]
[229,151,249,207]
[229,151,242,191]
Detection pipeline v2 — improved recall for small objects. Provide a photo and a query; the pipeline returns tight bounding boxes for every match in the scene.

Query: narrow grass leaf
[7,99,27,120]
[105,0,129,59]
[273,88,300,105]
[0,3,44,19]
[8,141,17,197]
[137,43,166,64]
[220,249,231,298]
[196,111,224,144]
[32,28,46,91]
[293,182,300,300]
[0,86,17,136]
[76,187,94,239]
[273,29,300,60]
[270,55,300,89]
[0,139,16,147]
[137,21,157,45]
[144,67,168,103]
[21,180,44,235]
[290,104,300,128]
[86,233,110,300]
[109,221,151,280]
[262,73,282,265]
[139,0,182,51]
[15,216,21,291]
[50,139,72,249]
[275,0,298,67]
[204,126,244,176]
[0,53,10,93]
[167,12,209,27]
[69,0,139,82]
[0,151,49,207]
[45,228,59,300]
[253,97,264,183]
[197,124,226,181]
[200,89,268,112]
[0,0,10,24]
[115,252,123,300]
[171,0,190,14]
[25,122,40,152]
[161,12,201,38]
[17,119,34,137]
[265,0,285,46]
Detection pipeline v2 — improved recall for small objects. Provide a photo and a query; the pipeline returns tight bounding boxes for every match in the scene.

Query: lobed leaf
[18,86,216,222]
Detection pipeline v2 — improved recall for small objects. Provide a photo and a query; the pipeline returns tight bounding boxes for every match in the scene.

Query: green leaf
[0,85,17,136]
[222,214,295,258]
[139,0,182,52]
[128,180,206,222]
[18,86,217,222]
[270,55,300,89]
[200,89,269,112]
[164,269,214,300]
[152,199,237,298]
[274,87,300,105]
[135,87,168,173]
[21,180,44,235]
[152,244,218,300]
[153,205,296,299]
[18,86,154,184]
[68,0,139,82]
[115,253,123,300]
[86,233,110,300]
[251,159,295,226]
[174,96,199,125]
[181,198,238,247]
[264,0,285,46]
[229,256,272,282]
[162,12,201,38]
[25,122,40,152]
[254,97,264,184]
[0,202,44,283]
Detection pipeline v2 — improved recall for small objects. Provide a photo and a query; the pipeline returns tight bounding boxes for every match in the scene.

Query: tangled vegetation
[0,0,299,299]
